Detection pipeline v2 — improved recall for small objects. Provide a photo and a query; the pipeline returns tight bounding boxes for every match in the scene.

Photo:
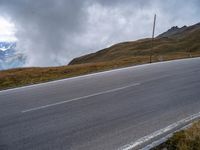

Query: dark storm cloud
[0,0,199,66]
[0,0,88,66]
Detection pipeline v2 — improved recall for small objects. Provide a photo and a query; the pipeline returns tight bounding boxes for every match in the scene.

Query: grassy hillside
[0,23,200,90]
[0,60,151,90]
[69,23,200,65]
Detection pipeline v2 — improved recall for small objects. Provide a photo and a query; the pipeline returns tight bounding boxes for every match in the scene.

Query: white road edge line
[1,57,199,94]
[119,111,200,150]
[141,121,193,150]
[21,83,140,113]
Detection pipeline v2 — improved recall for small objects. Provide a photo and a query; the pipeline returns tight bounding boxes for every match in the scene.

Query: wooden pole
[150,14,156,63]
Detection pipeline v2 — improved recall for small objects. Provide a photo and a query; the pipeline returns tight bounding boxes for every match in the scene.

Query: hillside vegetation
[153,121,200,150]
[0,22,200,90]
[69,23,200,65]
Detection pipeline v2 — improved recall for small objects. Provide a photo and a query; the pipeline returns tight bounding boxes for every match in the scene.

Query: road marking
[1,57,199,94]
[21,83,140,113]
[119,111,200,150]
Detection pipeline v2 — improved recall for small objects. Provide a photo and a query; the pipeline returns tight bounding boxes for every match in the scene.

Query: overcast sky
[0,0,199,67]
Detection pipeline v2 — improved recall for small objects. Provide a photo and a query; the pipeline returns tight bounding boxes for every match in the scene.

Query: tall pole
[150,14,156,63]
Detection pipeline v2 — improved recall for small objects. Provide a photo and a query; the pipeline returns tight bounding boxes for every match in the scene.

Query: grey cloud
[0,0,88,66]
[0,0,199,67]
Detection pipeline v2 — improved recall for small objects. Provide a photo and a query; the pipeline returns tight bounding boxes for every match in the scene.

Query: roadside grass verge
[152,121,200,150]
[0,52,199,91]
[1,23,199,91]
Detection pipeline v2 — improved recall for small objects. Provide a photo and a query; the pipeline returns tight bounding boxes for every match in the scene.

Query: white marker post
[150,14,156,63]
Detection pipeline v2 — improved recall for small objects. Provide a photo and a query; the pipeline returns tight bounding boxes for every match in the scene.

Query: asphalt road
[0,58,200,150]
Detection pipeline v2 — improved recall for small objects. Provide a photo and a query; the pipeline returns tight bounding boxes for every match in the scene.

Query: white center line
[22,83,140,113]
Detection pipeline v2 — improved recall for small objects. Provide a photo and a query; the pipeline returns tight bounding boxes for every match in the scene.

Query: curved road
[0,58,200,150]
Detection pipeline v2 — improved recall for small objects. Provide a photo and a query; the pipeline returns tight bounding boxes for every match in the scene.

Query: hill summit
[69,22,200,65]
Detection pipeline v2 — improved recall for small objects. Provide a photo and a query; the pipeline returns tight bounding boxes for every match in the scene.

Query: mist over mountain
[0,21,199,70]
[0,42,16,51]
[0,42,26,70]
[0,0,199,67]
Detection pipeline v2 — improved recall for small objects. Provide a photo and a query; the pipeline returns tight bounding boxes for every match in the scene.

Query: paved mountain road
[0,58,200,150]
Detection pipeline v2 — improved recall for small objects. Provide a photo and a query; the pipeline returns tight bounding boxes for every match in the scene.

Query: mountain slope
[69,22,200,65]
[0,42,26,70]
[158,23,200,38]
[1,22,200,91]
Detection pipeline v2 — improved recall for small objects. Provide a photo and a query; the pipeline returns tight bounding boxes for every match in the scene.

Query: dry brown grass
[69,27,200,65]
[0,51,200,91]
[0,25,200,90]
[153,121,200,150]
